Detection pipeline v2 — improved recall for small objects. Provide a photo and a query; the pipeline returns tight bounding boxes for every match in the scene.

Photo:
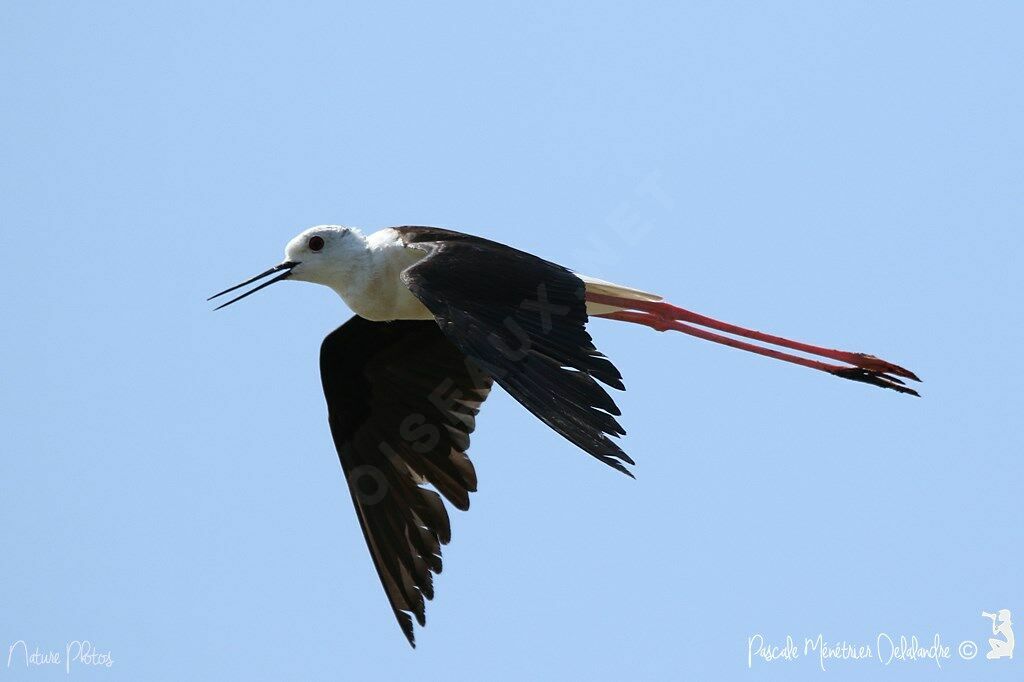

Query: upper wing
[320,315,492,647]
[396,226,634,476]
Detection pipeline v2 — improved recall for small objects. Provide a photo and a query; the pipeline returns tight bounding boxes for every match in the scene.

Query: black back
[397,226,634,476]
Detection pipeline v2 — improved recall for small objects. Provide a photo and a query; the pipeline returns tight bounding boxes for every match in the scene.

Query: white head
[284,225,368,285]
[208,225,369,309]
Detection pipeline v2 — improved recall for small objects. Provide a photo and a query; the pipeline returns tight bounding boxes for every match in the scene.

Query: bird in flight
[210,225,919,646]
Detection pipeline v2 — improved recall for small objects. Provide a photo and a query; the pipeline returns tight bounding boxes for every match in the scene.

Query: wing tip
[397,609,417,648]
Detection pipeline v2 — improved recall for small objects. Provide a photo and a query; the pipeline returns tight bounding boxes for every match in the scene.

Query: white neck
[318,228,432,321]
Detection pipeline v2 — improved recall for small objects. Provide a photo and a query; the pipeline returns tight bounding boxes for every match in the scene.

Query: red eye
[308,236,325,251]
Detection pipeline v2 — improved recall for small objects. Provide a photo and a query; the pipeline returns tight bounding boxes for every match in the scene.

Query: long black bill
[208,261,297,310]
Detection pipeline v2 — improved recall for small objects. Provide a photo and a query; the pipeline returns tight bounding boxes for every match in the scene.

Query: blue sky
[2,2,1021,680]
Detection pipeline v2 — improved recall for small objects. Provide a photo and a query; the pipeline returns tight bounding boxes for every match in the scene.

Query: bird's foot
[830,366,921,397]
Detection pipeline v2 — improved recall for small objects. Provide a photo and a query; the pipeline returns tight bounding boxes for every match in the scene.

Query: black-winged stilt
[210,225,919,646]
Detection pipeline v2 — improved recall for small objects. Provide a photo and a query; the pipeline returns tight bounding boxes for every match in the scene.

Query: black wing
[320,315,492,647]
[396,226,634,476]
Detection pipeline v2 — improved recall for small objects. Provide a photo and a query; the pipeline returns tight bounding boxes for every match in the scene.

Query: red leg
[593,305,919,396]
[587,292,920,382]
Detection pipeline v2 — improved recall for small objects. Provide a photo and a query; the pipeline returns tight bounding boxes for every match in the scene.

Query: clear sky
[2,2,1021,680]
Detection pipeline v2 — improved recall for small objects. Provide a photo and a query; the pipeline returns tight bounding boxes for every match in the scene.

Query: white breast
[341,229,435,322]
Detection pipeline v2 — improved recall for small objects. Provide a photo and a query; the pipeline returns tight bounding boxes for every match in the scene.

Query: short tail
[577,273,664,315]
